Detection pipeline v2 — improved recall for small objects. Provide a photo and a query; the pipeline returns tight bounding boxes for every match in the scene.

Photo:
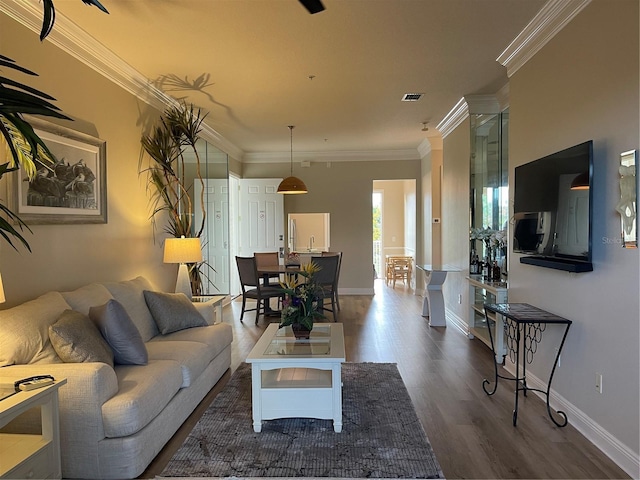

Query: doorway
[372,179,417,287]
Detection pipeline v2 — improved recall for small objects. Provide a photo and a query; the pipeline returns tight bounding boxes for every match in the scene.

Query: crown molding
[243,149,421,164]
[497,0,592,77]
[436,97,469,139]
[417,139,432,159]
[463,94,501,115]
[0,0,244,160]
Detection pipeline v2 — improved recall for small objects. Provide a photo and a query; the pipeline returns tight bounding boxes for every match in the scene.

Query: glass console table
[482,303,572,427]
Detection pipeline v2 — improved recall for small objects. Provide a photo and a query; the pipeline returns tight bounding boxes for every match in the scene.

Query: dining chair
[311,254,340,321]
[254,252,281,286]
[235,256,285,324]
[321,251,342,311]
[390,256,412,288]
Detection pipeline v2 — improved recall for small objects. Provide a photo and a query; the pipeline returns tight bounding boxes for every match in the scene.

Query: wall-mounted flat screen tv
[513,140,593,272]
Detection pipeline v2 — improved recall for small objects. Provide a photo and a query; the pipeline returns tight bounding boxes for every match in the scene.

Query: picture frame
[9,117,107,225]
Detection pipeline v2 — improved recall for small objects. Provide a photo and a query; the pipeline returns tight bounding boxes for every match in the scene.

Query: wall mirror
[469,109,509,273]
[617,149,637,248]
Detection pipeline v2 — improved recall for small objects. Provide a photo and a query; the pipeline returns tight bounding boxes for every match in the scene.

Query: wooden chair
[254,252,281,286]
[235,256,285,324]
[389,256,412,288]
[311,254,340,321]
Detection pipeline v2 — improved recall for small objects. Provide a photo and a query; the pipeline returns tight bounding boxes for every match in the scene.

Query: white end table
[245,323,345,433]
[0,379,66,479]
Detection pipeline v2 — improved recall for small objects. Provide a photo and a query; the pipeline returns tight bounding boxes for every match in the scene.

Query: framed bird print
[9,117,107,225]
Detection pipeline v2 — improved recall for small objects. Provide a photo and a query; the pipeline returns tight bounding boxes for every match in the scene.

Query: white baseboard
[502,363,640,478]
[446,309,470,337]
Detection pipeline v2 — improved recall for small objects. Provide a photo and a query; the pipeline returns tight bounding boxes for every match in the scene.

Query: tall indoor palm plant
[140,102,211,294]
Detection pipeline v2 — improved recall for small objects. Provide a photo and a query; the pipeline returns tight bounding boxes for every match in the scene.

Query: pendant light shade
[277,125,308,194]
[570,172,590,190]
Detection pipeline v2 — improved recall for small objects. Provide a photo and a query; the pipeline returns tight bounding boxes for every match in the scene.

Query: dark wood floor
[142,281,630,479]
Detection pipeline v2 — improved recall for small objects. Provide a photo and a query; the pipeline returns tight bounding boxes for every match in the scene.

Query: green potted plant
[278,261,326,338]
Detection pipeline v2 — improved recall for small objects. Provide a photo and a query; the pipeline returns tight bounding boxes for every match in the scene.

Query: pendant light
[277,125,308,194]
[570,172,590,190]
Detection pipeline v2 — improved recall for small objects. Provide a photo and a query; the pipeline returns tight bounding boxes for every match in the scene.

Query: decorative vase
[291,322,312,340]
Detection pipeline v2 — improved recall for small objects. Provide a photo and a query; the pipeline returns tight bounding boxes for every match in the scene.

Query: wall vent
[401,93,424,102]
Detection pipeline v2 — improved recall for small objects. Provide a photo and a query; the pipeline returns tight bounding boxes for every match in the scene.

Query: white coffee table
[245,323,345,432]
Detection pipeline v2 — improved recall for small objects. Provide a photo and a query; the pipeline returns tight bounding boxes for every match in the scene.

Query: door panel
[194,179,230,294]
[239,179,284,257]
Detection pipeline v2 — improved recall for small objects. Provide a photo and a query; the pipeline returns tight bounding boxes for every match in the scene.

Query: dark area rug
[160,362,444,478]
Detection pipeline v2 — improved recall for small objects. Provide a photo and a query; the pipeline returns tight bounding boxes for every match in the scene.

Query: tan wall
[441,118,471,320]
[0,18,170,306]
[374,180,405,255]
[243,159,422,292]
[508,0,639,454]
[440,0,639,462]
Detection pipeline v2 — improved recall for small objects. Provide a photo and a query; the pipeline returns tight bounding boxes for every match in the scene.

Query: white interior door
[238,178,285,258]
[194,179,230,294]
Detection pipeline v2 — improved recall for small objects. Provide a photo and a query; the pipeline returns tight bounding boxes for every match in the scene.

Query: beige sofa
[0,276,233,479]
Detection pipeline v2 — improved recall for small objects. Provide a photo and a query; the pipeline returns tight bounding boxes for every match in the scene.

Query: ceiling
[52,0,546,159]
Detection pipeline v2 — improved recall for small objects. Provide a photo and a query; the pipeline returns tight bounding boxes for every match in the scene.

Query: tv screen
[513,140,593,272]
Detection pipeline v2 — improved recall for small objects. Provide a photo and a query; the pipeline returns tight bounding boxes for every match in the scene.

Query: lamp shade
[163,237,203,264]
[277,176,308,194]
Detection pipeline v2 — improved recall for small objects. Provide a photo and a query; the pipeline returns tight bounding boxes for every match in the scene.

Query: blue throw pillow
[143,291,207,335]
[89,299,148,365]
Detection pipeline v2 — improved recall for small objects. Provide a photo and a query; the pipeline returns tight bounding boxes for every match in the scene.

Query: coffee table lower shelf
[251,366,342,433]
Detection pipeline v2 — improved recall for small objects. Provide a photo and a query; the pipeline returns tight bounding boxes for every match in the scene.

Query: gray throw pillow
[89,299,148,365]
[49,310,114,367]
[143,291,207,335]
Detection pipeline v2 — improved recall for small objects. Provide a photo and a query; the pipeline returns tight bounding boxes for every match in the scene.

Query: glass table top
[264,324,332,356]
[0,385,17,402]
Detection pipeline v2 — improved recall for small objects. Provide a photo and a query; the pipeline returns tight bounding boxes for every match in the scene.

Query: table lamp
[163,236,203,299]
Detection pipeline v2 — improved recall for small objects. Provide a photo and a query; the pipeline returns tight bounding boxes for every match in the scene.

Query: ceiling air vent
[401,93,424,102]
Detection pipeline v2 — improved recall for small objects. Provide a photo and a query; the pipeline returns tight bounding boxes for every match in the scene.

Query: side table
[192,295,226,324]
[0,379,67,479]
[482,303,571,427]
[416,265,461,327]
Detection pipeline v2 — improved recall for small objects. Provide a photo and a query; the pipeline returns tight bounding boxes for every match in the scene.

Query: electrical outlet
[596,373,603,393]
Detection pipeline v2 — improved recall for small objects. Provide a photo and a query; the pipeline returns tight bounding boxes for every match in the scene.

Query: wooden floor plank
[140,280,630,479]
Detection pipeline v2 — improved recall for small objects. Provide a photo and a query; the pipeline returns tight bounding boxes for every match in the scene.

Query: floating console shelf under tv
[520,255,593,273]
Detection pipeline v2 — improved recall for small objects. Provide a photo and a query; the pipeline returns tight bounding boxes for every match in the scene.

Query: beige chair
[235,256,285,324]
[388,256,412,287]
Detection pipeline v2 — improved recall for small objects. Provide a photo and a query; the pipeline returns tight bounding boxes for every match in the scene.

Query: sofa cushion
[49,310,114,367]
[102,359,183,438]
[102,276,159,342]
[145,341,211,387]
[0,291,70,366]
[61,283,114,316]
[150,323,233,361]
[89,299,148,365]
[143,291,207,334]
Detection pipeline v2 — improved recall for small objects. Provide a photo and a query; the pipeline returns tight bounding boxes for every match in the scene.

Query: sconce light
[570,172,590,190]
[163,236,203,299]
[616,149,637,248]
[277,125,308,194]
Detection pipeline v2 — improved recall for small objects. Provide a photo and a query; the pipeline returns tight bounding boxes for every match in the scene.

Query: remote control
[18,378,54,391]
